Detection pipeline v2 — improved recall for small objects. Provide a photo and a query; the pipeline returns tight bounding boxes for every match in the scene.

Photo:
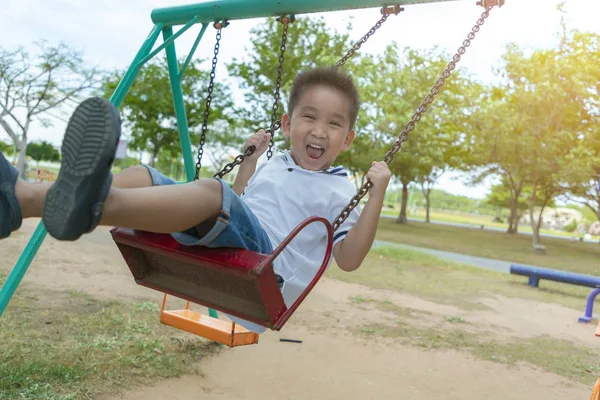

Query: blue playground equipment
[510,264,600,323]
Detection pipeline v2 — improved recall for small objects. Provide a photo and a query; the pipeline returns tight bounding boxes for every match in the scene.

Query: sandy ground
[1,219,598,400]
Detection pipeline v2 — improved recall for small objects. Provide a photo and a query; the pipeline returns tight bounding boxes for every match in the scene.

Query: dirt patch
[2,219,597,400]
[104,328,590,400]
[471,296,599,347]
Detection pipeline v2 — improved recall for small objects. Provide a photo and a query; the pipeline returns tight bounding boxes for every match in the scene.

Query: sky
[1,0,599,198]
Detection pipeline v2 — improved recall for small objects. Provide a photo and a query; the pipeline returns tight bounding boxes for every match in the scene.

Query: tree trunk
[397,183,409,224]
[150,146,159,167]
[424,190,431,223]
[529,205,541,247]
[515,209,523,232]
[528,181,544,252]
[508,195,519,234]
[507,185,523,234]
[17,139,28,179]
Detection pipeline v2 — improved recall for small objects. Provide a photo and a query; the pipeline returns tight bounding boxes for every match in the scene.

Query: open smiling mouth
[306,144,325,159]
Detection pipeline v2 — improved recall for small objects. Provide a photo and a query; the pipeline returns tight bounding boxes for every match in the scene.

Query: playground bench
[510,264,600,323]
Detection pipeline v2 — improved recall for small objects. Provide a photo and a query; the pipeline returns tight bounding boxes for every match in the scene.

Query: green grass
[353,319,600,385]
[327,246,592,312]
[327,248,600,385]
[381,208,599,240]
[0,286,220,400]
[374,218,600,275]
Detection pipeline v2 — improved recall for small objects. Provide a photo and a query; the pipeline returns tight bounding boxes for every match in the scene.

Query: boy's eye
[303,114,315,120]
[330,121,342,127]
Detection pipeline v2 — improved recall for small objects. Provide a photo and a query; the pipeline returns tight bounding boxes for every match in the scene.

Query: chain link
[332,5,495,231]
[195,22,226,180]
[337,5,402,67]
[267,16,293,160]
[214,9,397,178]
[213,146,254,179]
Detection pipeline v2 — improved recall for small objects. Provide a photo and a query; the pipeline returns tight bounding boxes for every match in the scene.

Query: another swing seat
[110,216,334,342]
[159,294,261,347]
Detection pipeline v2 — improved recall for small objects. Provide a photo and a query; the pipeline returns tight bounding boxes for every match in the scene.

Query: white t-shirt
[226,150,361,333]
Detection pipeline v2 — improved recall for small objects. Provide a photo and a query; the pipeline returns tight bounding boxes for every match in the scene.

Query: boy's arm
[232,159,257,196]
[333,161,391,272]
[231,129,270,196]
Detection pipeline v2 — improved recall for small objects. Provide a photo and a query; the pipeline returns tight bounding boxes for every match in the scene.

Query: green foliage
[227,16,357,131]
[104,57,238,168]
[26,141,60,164]
[361,45,480,220]
[404,187,497,216]
[468,29,600,240]
[486,179,554,212]
[563,219,578,233]
[0,140,13,155]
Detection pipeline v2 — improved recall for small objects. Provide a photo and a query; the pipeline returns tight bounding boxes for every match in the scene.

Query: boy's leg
[14,165,155,220]
[40,97,222,240]
[112,165,154,188]
[2,97,223,240]
[99,179,222,234]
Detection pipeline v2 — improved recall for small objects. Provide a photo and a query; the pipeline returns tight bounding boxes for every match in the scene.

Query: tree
[557,31,600,226]
[104,57,237,168]
[470,36,594,249]
[565,174,600,225]
[416,166,445,223]
[366,45,475,224]
[26,140,60,165]
[486,180,526,231]
[466,85,530,234]
[505,45,591,249]
[0,41,101,178]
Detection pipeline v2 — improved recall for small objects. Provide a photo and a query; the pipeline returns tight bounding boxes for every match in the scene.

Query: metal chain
[195,22,226,180]
[331,5,496,231]
[214,8,396,178]
[266,15,293,160]
[337,5,403,67]
[214,147,254,179]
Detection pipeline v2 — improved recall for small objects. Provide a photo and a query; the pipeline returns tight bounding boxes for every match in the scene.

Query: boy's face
[282,85,355,171]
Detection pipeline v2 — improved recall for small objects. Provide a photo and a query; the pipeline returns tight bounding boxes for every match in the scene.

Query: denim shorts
[142,165,274,257]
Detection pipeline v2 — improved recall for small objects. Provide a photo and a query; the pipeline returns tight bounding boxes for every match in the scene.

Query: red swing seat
[110,216,334,337]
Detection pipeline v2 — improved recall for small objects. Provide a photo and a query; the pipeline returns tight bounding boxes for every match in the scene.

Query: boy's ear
[281,113,291,138]
[342,129,356,151]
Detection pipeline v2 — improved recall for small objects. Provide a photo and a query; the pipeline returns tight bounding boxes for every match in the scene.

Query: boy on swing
[0,66,391,332]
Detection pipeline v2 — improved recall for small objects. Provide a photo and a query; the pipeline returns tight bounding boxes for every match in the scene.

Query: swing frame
[0,0,490,345]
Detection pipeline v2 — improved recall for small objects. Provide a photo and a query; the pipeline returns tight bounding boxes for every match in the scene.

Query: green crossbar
[151,0,460,26]
[0,0,461,317]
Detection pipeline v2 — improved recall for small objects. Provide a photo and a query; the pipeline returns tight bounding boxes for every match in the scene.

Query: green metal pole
[0,224,47,316]
[111,24,164,107]
[151,0,460,26]
[179,23,208,79]
[162,27,219,320]
[137,16,199,69]
[0,24,163,318]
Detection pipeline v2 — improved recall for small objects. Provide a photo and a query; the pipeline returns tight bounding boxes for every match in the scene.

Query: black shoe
[0,152,22,239]
[42,97,121,240]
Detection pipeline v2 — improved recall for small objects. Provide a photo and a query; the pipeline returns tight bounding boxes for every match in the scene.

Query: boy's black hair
[288,66,360,129]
